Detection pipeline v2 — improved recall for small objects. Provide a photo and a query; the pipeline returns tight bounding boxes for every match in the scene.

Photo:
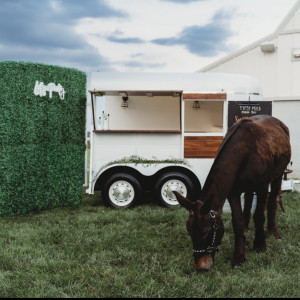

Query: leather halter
[193,210,220,254]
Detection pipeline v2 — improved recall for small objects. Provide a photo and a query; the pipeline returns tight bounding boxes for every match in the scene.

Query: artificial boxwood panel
[0,61,86,217]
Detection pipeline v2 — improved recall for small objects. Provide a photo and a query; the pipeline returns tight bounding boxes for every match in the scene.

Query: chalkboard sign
[228,101,272,129]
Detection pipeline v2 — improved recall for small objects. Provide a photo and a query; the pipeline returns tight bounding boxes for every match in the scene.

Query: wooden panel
[184,136,223,159]
[183,93,226,100]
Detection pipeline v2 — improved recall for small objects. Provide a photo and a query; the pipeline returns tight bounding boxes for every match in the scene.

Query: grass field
[0,190,299,298]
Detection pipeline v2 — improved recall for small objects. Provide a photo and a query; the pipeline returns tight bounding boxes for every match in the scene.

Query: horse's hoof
[231,257,247,268]
[253,245,267,253]
[267,230,280,239]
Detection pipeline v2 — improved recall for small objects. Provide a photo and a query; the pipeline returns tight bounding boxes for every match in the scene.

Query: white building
[200,0,300,179]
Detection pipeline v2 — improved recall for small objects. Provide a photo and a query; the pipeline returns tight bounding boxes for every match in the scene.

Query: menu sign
[228,101,272,129]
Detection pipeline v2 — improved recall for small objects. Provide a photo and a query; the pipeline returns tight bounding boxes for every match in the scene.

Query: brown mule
[174,115,291,271]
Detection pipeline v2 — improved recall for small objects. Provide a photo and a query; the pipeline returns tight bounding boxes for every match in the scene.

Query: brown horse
[174,115,291,271]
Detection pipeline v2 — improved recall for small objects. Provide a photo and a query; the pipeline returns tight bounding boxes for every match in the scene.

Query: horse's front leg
[228,192,247,267]
[253,187,268,252]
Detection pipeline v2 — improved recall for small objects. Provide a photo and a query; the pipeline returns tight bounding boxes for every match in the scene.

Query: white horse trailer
[86,72,268,208]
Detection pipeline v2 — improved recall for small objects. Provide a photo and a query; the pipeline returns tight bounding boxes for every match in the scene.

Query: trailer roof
[89,72,261,96]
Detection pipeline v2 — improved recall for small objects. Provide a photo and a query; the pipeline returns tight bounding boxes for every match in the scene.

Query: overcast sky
[0,0,297,74]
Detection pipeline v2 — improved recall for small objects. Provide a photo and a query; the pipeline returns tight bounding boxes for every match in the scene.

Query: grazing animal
[174,115,291,271]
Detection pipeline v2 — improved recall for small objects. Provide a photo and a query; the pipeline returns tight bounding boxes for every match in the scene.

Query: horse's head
[173,191,224,271]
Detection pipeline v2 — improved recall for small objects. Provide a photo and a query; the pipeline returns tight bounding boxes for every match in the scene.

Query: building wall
[201,8,300,178]
[207,34,300,99]
[273,101,300,174]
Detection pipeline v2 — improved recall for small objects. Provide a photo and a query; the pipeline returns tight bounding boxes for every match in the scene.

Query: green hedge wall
[0,61,86,217]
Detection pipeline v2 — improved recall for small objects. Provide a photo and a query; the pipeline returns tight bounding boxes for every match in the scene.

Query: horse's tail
[280,121,290,140]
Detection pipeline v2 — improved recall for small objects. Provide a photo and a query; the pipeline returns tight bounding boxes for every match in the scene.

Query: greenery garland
[92,155,191,183]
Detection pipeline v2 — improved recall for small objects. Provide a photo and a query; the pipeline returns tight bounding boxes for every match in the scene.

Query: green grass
[0,191,299,298]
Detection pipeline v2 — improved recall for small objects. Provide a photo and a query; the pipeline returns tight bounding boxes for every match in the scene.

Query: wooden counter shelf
[93,130,182,133]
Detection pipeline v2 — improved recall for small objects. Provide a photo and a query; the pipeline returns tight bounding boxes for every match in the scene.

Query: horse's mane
[200,118,251,197]
[215,118,252,161]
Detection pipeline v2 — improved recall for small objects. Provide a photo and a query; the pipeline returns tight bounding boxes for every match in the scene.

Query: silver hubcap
[109,180,135,207]
[161,179,187,206]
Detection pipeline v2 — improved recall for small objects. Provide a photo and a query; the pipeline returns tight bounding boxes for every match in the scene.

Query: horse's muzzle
[195,254,214,271]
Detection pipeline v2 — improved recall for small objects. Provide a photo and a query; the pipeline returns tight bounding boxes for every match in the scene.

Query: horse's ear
[173,191,197,211]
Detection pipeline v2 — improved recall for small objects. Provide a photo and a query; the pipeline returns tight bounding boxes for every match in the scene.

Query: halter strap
[193,210,219,254]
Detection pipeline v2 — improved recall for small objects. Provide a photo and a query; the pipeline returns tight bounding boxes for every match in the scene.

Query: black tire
[154,172,195,207]
[102,173,142,208]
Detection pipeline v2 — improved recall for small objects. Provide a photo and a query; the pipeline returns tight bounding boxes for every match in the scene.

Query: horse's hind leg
[243,192,254,230]
[267,177,282,239]
[253,187,268,253]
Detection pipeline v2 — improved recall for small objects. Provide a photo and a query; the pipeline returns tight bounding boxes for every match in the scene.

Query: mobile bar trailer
[86,72,269,208]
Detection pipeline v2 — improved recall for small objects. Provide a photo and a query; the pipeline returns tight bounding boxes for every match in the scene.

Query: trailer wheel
[102,173,142,208]
[154,172,195,207]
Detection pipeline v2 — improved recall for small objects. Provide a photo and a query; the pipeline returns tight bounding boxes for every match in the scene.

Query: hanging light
[121,96,129,109]
[193,101,200,110]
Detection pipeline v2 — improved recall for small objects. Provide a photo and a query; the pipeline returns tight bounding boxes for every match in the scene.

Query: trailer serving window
[183,94,225,133]
[90,90,182,133]
[184,101,224,133]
